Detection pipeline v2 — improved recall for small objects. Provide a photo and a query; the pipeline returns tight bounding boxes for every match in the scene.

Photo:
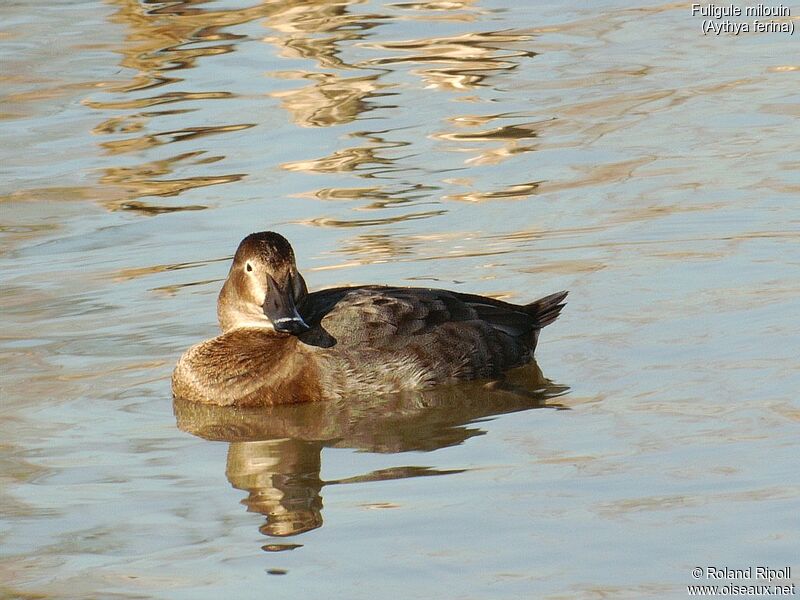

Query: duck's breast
[172,329,324,406]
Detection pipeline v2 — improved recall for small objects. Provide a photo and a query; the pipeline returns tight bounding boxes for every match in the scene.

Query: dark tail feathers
[524,291,568,329]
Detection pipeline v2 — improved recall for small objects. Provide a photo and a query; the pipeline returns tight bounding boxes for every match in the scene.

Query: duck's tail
[523,291,568,329]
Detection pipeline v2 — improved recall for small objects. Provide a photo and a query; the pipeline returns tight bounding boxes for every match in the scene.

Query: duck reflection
[227,438,324,538]
[174,363,567,543]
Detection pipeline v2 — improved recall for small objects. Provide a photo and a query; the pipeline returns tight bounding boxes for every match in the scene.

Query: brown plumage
[172,232,567,406]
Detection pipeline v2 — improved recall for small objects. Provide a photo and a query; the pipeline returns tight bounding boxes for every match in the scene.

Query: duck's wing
[300,286,537,347]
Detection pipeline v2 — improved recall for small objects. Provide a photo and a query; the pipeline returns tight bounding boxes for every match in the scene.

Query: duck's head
[217,232,310,335]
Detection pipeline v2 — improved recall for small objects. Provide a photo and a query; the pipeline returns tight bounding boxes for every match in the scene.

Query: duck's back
[299,287,566,394]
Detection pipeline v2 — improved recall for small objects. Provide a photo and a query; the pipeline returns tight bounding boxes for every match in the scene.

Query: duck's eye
[245,262,253,272]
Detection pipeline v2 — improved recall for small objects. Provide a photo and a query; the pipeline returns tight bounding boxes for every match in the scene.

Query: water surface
[2,0,798,598]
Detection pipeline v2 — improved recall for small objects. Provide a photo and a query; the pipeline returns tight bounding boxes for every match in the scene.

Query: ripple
[302,209,447,228]
[98,123,255,155]
[270,73,389,128]
[83,90,235,111]
[282,145,397,175]
[293,183,437,207]
[445,181,541,202]
[99,151,245,198]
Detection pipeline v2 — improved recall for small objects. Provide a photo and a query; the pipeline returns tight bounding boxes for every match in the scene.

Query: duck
[172,231,567,406]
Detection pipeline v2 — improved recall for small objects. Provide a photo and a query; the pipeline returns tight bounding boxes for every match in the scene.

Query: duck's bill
[263,274,311,335]
[272,316,310,335]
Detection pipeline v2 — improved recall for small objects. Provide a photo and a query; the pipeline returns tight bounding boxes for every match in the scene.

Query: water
[2,0,798,598]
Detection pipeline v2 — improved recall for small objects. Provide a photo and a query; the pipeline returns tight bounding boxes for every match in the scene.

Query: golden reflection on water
[361,30,535,90]
[112,256,229,282]
[98,123,255,155]
[16,0,787,234]
[434,115,556,168]
[261,7,546,209]
[270,73,385,128]
[282,145,393,175]
[293,182,436,208]
[86,0,410,211]
[303,209,447,228]
[63,0,566,217]
[302,229,513,271]
[260,0,393,128]
[175,364,567,541]
[82,0,282,210]
[283,129,411,178]
[445,181,541,202]
[99,150,245,200]
[262,2,384,66]
[390,0,480,20]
